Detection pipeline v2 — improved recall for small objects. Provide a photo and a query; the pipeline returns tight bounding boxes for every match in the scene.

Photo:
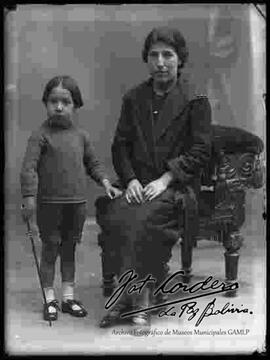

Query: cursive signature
[105,270,239,318]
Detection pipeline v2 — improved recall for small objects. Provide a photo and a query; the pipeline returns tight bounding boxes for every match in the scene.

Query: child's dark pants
[37,203,87,288]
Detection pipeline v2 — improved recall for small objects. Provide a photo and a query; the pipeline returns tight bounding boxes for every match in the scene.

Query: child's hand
[102,179,123,199]
[21,196,36,222]
[106,186,123,199]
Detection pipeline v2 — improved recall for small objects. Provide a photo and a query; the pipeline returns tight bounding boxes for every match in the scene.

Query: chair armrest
[201,125,265,191]
[215,151,265,191]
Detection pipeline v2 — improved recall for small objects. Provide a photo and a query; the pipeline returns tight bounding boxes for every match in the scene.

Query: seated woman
[95,26,212,328]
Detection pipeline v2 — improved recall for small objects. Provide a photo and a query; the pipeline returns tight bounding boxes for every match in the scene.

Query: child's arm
[20,131,43,221]
[82,131,122,199]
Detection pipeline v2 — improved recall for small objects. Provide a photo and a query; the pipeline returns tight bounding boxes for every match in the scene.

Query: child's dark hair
[42,75,84,108]
[142,27,189,73]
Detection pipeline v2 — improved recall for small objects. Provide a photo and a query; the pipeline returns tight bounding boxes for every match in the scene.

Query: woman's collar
[148,76,182,96]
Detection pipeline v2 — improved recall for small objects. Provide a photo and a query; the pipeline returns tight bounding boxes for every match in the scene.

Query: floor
[4,191,267,355]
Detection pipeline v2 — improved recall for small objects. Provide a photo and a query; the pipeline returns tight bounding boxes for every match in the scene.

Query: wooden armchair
[181,125,265,294]
[96,125,265,297]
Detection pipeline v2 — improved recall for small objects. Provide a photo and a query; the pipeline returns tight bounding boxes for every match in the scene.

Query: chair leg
[180,234,193,284]
[222,230,244,297]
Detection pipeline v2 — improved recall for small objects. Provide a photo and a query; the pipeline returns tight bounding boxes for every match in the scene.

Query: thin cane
[24,214,52,327]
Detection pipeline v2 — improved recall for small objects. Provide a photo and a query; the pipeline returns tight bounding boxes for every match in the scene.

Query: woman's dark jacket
[112,78,212,190]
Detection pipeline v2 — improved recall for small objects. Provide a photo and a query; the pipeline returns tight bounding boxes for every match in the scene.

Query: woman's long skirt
[95,188,184,284]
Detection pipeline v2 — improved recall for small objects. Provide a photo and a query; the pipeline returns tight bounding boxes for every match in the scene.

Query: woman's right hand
[21,196,36,222]
[125,179,144,204]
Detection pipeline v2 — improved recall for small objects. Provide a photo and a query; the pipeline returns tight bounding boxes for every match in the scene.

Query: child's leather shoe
[61,299,88,317]
[43,300,60,321]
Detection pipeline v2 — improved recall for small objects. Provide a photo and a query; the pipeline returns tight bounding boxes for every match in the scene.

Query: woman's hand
[125,179,144,204]
[102,179,123,199]
[21,196,36,222]
[143,172,174,201]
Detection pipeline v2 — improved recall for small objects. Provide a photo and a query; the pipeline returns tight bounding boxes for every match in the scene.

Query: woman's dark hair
[142,27,189,71]
[42,75,83,108]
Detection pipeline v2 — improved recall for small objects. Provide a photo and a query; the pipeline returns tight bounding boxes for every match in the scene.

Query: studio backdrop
[5,4,266,216]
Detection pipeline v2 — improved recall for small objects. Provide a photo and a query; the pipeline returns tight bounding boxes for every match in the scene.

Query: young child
[20,75,122,321]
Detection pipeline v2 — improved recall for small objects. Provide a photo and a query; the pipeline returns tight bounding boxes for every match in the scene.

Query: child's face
[46,86,75,127]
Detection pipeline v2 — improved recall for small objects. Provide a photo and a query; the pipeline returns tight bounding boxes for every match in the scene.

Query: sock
[44,287,57,313]
[62,282,81,310]
[62,281,74,301]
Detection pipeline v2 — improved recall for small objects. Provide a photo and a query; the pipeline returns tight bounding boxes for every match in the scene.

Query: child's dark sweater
[20,120,107,203]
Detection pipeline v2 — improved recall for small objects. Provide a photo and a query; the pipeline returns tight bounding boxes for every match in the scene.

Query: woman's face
[147,42,180,84]
[46,86,75,127]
